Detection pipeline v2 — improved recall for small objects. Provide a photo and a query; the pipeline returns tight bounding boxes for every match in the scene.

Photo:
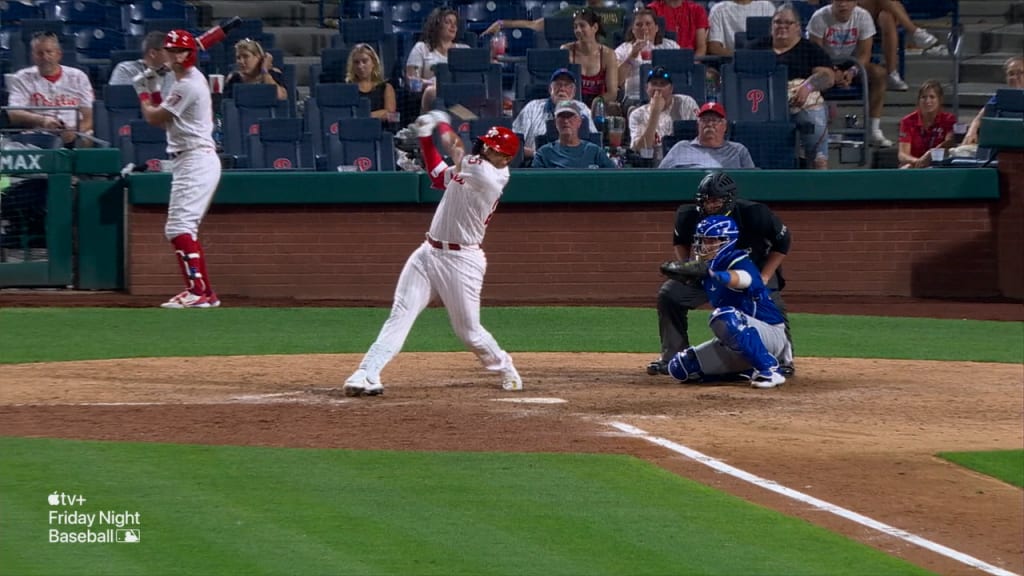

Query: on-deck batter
[136,30,223,309]
[343,111,524,396]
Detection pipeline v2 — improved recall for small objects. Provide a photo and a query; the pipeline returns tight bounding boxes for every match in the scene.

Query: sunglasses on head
[647,70,670,81]
[32,31,59,40]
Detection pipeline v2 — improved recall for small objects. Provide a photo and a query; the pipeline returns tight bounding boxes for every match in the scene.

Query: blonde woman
[561,8,618,107]
[346,43,396,120]
[224,38,287,100]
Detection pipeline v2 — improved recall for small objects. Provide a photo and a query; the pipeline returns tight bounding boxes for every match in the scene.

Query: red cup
[641,47,652,60]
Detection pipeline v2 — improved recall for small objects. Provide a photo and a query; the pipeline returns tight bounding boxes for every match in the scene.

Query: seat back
[250,118,313,169]
[128,118,168,171]
[9,131,64,149]
[45,0,120,27]
[312,47,352,85]
[646,49,705,105]
[93,84,141,149]
[735,16,772,49]
[305,83,371,155]
[994,88,1024,118]
[543,16,576,47]
[436,48,503,117]
[74,27,126,60]
[729,121,797,169]
[460,2,529,35]
[721,50,789,122]
[221,83,288,160]
[515,48,580,102]
[338,19,397,79]
[329,117,396,172]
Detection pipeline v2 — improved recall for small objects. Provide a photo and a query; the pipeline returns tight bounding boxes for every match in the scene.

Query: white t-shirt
[405,41,471,82]
[707,0,777,52]
[161,67,215,154]
[8,65,94,130]
[613,39,682,101]
[428,154,509,246]
[807,5,877,59]
[628,94,699,148]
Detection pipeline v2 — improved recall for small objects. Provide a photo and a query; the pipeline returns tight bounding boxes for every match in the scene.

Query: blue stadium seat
[309,47,352,86]
[123,0,195,35]
[327,117,396,172]
[720,49,789,122]
[0,1,43,24]
[44,0,120,28]
[221,83,290,167]
[74,27,126,60]
[640,49,706,106]
[127,119,169,172]
[733,16,772,50]
[249,118,315,170]
[93,84,142,161]
[435,48,503,117]
[543,16,575,47]
[9,131,64,149]
[459,2,529,35]
[338,18,398,81]
[730,121,798,169]
[515,48,580,104]
[305,83,372,157]
[392,0,430,30]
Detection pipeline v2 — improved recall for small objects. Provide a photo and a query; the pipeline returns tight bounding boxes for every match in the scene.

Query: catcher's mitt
[660,260,710,284]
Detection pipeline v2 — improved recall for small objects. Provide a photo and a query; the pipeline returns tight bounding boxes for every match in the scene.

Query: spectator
[512,67,598,159]
[707,0,776,57]
[406,7,470,113]
[534,101,617,169]
[647,0,709,57]
[658,102,755,169]
[808,0,893,147]
[628,66,698,157]
[615,9,680,109]
[223,39,287,101]
[480,0,626,49]
[561,8,618,107]
[963,56,1024,146]
[6,31,94,147]
[751,3,835,169]
[109,31,174,95]
[862,0,945,90]
[346,43,396,121]
[898,79,957,168]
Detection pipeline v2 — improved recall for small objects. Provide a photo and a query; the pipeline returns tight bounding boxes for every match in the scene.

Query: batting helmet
[695,171,736,216]
[693,215,740,266]
[478,126,520,158]
[164,29,198,68]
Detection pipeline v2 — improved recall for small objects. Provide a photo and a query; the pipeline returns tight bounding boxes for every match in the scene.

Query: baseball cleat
[501,366,523,391]
[160,290,220,309]
[342,370,384,397]
[646,360,669,376]
[750,370,785,389]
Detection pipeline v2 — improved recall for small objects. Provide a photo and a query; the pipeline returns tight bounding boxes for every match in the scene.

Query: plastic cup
[208,74,224,94]
[930,148,945,163]
[640,43,652,60]
[608,130,623,148]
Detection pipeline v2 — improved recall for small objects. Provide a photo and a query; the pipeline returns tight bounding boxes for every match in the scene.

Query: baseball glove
[660,260,709,283]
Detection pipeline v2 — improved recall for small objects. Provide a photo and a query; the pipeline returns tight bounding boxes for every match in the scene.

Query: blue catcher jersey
[701,249,786,325]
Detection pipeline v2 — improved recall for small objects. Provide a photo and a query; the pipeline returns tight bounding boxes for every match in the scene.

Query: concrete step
[959,51,1024,83]
[957,0,1022,22]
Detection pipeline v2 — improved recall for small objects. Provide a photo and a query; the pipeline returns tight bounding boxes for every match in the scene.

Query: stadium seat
[515,49,581,104]
[639,50,707,106]
[221,83,290,167]
[733,16,772,50]
[93,84,142,162]
[730,121,798,169]
[310,47,352,86]
[720,49,789,122]
[249,118,315,170]
[127,119,169,172]
[543,16,576,47]
[435,48,503,117]
[74,27,126,60]
[8,131,64,149]
[327,117,396,172]
[123,0,195,36]
[459,1,529,35]
[304,83,372,157]
[44,0,120,28]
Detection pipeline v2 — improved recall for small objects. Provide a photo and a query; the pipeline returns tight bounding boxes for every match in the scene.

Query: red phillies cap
[698,102,727,119]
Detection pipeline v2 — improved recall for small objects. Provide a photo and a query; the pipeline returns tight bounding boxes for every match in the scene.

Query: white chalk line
[608,421,1019,576]
[7,392,349,407]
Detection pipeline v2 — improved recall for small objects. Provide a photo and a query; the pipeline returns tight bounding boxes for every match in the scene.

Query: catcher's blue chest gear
[702,250,786,325]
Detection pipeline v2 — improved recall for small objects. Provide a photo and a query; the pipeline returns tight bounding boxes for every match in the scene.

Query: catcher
[647,171,792,376]
[660,215,792,389]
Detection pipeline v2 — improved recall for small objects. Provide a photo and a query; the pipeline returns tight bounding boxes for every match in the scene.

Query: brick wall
[128,194,1010,303]
[995,151,1024,299]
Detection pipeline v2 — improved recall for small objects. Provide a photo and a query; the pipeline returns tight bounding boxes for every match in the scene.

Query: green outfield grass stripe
[1,307,1020,364]
[0,437,931,576]
[938,450,1024,488]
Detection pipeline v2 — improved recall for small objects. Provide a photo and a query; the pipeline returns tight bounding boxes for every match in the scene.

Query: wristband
[138,92,151,103]
[151,92,162,105]
[712,271,731,285]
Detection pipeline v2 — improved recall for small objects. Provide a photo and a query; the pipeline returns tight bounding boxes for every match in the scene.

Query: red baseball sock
[170,234,211,295]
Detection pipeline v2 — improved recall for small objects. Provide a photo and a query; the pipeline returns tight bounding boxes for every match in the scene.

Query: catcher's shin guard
[668,348,703,382]
[708,307,779,373]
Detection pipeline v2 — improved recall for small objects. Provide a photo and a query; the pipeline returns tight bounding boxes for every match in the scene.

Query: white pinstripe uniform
[353,154,517,384]
[7,65,93,130]
[161,67,220,241]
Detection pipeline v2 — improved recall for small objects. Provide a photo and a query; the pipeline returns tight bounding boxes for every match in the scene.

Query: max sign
[0,153,44,172]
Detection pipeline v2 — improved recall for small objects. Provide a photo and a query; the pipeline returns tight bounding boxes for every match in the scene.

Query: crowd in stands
[0,0,1017,173]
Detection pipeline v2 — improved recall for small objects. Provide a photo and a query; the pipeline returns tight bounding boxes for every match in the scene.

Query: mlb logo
[116,529,140,543]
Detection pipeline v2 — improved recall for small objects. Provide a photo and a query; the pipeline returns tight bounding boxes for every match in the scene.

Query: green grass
[0,437,931,576]
[1,307,1021,364]
[938,450,1024,488]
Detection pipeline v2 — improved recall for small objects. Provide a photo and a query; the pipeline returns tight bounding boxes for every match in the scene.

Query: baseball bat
[196,16,243,51]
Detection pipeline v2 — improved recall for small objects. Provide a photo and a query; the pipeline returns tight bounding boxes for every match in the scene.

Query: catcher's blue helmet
[694,216,740,266]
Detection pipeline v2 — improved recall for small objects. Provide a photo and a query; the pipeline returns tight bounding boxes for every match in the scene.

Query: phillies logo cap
[698,102,727,119]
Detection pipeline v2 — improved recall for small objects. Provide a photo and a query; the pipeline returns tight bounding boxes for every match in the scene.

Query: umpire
[647,171,794,376]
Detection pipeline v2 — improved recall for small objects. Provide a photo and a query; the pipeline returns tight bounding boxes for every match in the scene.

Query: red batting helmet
[164,29,198,68]
[478,126,520,157]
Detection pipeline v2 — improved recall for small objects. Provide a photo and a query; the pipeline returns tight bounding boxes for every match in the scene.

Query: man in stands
[658,102,755,169]
[6,31,94,148]
[533,101,616,168]
[512,67,598,161]
[109,31,175,95]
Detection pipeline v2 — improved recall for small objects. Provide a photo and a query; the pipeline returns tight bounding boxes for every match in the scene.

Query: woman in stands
[615,8,680,111]
[346,43,396,121]
[561,8,618,108]
[963,56,1024,147]
[224,38,288,101]
[406,7,470,113]
[897,79,957,168]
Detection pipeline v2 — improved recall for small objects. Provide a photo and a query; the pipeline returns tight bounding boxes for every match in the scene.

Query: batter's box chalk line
[491,397,568,404]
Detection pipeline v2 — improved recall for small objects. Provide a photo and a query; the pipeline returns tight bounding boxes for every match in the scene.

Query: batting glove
[414,113,438,137]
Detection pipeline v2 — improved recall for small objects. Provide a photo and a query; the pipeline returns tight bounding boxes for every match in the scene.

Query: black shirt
[750,37,833,81]
[673,198,791,288]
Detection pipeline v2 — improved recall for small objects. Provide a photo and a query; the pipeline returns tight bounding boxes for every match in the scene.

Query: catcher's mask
[164,29,198,69]
[695,171,736,216]
[693,215,740,265]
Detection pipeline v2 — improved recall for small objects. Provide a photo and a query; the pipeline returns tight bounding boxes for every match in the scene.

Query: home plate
[492,397,567,404]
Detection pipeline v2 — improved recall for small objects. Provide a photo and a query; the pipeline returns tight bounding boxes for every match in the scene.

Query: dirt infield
[1,293,1022,575]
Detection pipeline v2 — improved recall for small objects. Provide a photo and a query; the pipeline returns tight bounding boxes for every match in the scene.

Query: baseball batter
[343,111,523,396]
[660,216,791,389]
[136,30,223,308]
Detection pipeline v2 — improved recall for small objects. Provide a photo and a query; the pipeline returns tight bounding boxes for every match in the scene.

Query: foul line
[608,421,1019,576]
